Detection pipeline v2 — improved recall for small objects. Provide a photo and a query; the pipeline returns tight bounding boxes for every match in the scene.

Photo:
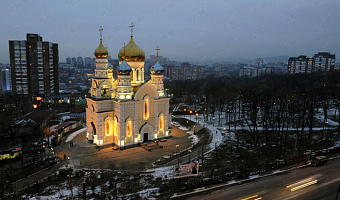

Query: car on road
[311,155,327,167]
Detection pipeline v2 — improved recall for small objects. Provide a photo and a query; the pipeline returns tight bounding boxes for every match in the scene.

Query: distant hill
[185,56,290,65]
[263,56,289,63]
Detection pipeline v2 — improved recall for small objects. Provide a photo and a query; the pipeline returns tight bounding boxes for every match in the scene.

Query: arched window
[101,84,109,97]
[159,113,164,130]
[126,118,132,137]
[144,96,149,120]
[105,117,112,135]
[136,69,139,81]
[113,117,118,136]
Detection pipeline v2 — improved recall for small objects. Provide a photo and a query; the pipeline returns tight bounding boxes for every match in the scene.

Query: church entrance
[143,133,148,142]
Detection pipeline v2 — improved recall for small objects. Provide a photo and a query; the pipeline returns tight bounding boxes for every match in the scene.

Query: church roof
[118,60,132,71]
[118,36,145,62]
[151,61,164,75]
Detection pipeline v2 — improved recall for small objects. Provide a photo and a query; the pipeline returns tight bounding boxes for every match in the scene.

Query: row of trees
[166,72,340,154]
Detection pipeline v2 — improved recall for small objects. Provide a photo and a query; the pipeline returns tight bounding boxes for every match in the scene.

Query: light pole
[215,139,220,157]
[196,113,199,125]
[188,150,192,163]
[213,117,216,127]
[176,144,179,165]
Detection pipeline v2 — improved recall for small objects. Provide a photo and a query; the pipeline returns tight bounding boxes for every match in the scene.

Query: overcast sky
[1,0,339,64]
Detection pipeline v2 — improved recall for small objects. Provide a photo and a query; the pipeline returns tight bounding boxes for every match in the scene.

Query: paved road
[188,158,340,200]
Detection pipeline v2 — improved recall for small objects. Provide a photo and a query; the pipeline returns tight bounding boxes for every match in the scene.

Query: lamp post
[215,139,220,157]
[213,117,216,127]
[196,113,199,125]
[188,150,192,163]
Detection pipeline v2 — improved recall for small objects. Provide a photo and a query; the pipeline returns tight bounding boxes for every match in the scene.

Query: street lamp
[188,150,192,163]
[196,113,199,125]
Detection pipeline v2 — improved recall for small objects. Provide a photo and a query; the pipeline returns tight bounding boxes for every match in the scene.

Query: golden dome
[118,36,145,62]
[94,39,108,58]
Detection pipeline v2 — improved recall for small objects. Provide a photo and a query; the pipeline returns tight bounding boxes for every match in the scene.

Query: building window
[105,118,112,135]
[159,113,164,130]
[114,117,118,136]
[144,97,149,120]
[126,119,132,137]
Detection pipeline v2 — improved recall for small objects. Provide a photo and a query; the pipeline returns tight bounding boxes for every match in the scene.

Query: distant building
[288,52,335,75]
[77,56,84,68]
[255,58,265,67]
[71,57,77,67]
[66,57,71,64]
[239,66,273,78]
[163,63,204,81]
[84,57,92,68]
[9,33,59,96]
[313,52,336,72]
[239,66,257,78]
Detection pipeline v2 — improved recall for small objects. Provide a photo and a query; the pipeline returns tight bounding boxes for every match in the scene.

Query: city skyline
[1,0,340,64]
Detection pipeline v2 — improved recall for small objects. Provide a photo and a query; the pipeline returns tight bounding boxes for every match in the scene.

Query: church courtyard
[53,120,209,170]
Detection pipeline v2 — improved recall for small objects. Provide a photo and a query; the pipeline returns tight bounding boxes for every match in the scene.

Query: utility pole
[201,146,204,186]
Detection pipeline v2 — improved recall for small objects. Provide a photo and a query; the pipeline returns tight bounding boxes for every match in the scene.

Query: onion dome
[94,39,108,58]
[118,37,145,62]
[118,60,132,75]
[150,61,164,75]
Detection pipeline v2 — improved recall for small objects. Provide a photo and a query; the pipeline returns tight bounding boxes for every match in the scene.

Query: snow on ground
[146,165,174,179]
[138,187,160,198]
[66,127,87,142]
[187,131,199,145]
[26,182,79,200]
[177,115,224,151]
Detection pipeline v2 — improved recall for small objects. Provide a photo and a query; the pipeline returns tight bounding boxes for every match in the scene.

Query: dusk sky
[1,0,339,64]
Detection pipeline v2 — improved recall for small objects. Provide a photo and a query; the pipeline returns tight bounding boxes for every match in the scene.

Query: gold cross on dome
[99,26,103,40]
[129,22,135,37]
[155,46,161,61]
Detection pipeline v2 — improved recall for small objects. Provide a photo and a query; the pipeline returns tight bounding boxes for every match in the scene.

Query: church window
[126,119,132,137]
[113,117,118,136]
[159,113,164,130]
[136,69,139,81]
[144,97,149,120]
[105,117,112,135]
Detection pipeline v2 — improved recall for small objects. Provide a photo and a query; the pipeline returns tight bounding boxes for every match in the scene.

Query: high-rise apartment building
[84,57,92,68]
[9,33,59,96]
[288,52,335,75]
[77,57,84,68]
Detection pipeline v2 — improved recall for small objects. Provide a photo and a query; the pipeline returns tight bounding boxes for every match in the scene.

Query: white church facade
[86,26,171,148]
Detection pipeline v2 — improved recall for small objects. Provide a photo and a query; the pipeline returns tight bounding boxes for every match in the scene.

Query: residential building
[9,33,59,96]
[288,52,335,75]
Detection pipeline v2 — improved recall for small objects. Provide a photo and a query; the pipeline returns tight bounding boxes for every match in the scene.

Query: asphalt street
[188,158,340,200]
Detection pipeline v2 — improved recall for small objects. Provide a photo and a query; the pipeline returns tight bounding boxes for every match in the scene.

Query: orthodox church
[86,26,171,148]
